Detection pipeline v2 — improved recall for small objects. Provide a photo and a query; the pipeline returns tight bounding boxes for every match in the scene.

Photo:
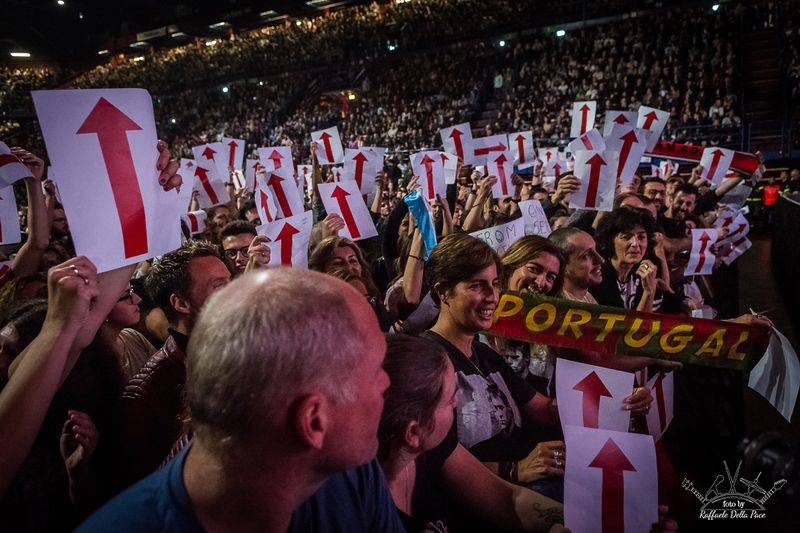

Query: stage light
[499,40,506,47]
[10,52,31,58]
[57,0,65,6]
[222,86,229,93]
[97,49,109,55]
[171,118,176,124]
[133,56,144,62]
[712,4,720,11]
[556,29,566,38]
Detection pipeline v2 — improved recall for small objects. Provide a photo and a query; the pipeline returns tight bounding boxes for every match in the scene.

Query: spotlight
[556,29,566,38]
[499,40,506,47]
[712,4,720,11]
[222,86,229,93]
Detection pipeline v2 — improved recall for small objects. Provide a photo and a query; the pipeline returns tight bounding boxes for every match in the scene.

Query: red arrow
[268,149,284,170]
[318,131,335,162]
[352,151,369,189]
[493,153,509,196]
[227,140,238,170]
[652,372,668,431]
[0,154,22,167]
[514,134,527,163]
[694,231,712,273]
[267,174,294,217]
[259,189,273,222]
[616,130,639,179]
[448,128,465,161]
[580,133,593,150]
[588,438,637,533]
[705,149,725,182]
[573,371,612,428]
[187,212,199,233]
[420,154,436,199]
[76,97,147,258]
[553,162,562,180]
[201,145,216,161]
[584,154,607,209]
[331,185,359,239]
[474,143,507,156]
[578,103,591,134]
[613,113,630,125]
[195,167,220,205]
[641,110,658,130]
[274,222,300,266]
[545,150,553,162]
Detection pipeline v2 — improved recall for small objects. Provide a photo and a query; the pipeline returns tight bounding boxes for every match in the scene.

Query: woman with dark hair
[591,206,660,312]
[379,334,566,532]
[421,233,561,485]
[309,236,381,298]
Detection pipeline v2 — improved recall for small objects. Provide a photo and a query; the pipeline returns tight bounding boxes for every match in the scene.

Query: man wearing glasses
[219,220,271,277]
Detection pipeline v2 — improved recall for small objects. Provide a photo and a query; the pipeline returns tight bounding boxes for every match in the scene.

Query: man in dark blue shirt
[80,270,403,532]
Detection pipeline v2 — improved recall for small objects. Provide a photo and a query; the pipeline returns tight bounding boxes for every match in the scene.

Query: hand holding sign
[486,151,514,199]
[684,228,718,276]
[0,142,33,186]
[556,358,634,432]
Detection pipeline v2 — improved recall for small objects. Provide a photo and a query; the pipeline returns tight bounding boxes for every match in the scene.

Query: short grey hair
[549,226,587,261]
[186,269,365,451]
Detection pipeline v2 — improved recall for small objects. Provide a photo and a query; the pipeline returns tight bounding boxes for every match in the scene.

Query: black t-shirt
[421,331,537,462]
[398,421,459,533]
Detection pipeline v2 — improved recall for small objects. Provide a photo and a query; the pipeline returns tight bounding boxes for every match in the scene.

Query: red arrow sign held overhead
[514,134,527,164]
[584,154,607,209]
[613,114,630,125]
[573,371,612,428]
[259,189,273,222]
[201,145,216,161]
[76,97,148,258]
[331,185,360,239]
[493,153,509,196]
[227,140,238,170]
[195,167,219,205]
[420,154,436,199]
[449,128,465,162]
[274,222,300,266]
[616,130,639,179]
[579,104,592,134]
[588,438,637,533]
[652,372,668,431]
[705,149,725,182]
[474,143,507,156]
[641,111,658,130]
[318,132,335,162]
[268,149,284,170]
[694,231,713,273]
[267,174,293,217]
[352,151,368,189]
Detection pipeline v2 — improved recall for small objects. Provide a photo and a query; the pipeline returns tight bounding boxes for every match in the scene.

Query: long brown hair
[500,235,565,296]
[308,236,380,298]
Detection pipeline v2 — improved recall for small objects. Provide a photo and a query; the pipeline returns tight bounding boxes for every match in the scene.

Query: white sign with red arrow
[469,216,524,256]
[564,426,658,533]
[570,101,597,138]
[266,171,304,219]
[191,145,230,209]
[720,236,752,265]
[699,147,734,186]
[486,150,514,199]
[636,106,669,151]
[556,358,634,432]
[33,89,182,272]
[221,137,245,172]
[508,131,535,169]
[181,210,207,236]
[257,210,313,269]
[318,180,377,241]
[440,123,474,165]
[344,148,379,195]
[645,370,674,442]
[194,141,230,182]
[604,125,648,187]
[472,134,509,166]
[311,126,344,165]
[0,186,21,245]
[568,128,606,154]
[684,228,718,276]
[543,154,568,180]
[411,150,446,202]
[439,151,459,185]
[258,146,294,178]
[254,174,278,224]
[0,141,32,187]
[296,164,313,194]
[244,158,261,192]
[602,110,638,137]
[714,211,750,248]
[570,150,619,212]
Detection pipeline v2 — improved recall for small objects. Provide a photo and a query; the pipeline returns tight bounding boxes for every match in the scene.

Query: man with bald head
[81,270,402,532]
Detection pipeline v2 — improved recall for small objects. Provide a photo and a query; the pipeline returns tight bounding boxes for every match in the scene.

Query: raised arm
[9,148,50,278]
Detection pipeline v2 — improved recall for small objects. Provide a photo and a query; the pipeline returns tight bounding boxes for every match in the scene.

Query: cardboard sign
[472,134,509,165]
[684,228,718,276]
[221,137,245,171]
[258,146,293,177]
[748,327,800,422]
[564,426,658,533]
[469,217,524,256]
[604,125,648,186]
[645,371,674,441]
[0,141,32,186]
[411,150,446,202]
[570,150,618,212]
[181,210,207,235]
[556,358,634,432]
[32,89,182,272]
[571,101,597,138]
[486,150,514,199]
[311,126,344,164]
[518,199,552,237]
[568,128,606,154]
[699,147,735,187]
[508,131,535,169]
[191,145,230,208]
[440,123,474,164]
[603,110,637,136]
[256,210,313,268]
[266,171,304,219]
[0,185,21,245]
[636,106,669,151]
[318,180,377,241]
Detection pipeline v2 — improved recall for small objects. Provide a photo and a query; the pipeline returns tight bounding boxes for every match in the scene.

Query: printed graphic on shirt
[455,371,522,448]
